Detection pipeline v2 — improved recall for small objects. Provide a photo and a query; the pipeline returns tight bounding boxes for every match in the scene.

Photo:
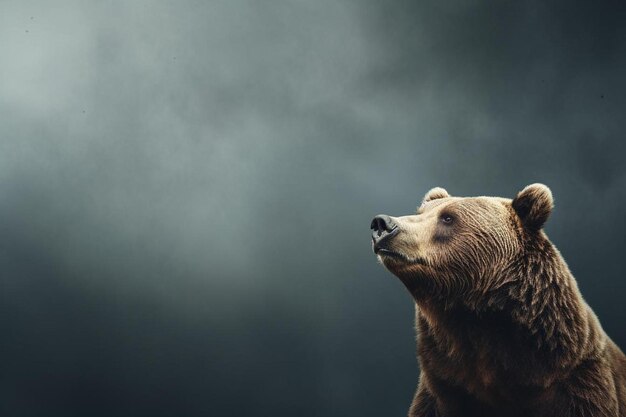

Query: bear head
[371,184,555,309]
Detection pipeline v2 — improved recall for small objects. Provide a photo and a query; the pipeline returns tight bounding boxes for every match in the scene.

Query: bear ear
[423,187,450,202]
[512,184,554,231]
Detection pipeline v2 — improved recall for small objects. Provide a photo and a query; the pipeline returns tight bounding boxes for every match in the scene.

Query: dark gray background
[1,1,624,416]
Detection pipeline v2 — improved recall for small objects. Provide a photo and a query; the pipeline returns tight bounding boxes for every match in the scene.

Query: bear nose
[370,214,397,234]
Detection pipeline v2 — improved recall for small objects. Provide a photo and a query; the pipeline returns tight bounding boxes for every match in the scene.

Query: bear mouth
[371,227,427,265]
[374,246,427,265]
[377,248,409,261]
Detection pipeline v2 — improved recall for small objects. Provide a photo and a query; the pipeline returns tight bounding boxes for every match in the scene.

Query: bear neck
[412,236,595,375]
[507,236,594,368]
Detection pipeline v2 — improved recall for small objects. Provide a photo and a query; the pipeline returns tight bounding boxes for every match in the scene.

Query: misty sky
[0,1,625,416]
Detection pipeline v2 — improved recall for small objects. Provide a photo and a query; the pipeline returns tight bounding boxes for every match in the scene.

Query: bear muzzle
[371,214,400,255]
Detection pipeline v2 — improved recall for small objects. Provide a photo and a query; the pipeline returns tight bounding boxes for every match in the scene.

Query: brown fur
[372,184,626,417]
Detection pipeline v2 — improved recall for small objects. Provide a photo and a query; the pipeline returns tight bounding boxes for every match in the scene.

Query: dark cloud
[0,1,624,416]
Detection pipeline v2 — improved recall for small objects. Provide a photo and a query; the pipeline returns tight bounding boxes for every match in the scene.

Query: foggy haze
[0,1,624,416]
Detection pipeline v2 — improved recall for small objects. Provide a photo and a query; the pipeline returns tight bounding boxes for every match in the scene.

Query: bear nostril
[371,214,396,233]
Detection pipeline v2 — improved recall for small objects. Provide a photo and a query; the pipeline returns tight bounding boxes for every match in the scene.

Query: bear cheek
[403,235,430,261]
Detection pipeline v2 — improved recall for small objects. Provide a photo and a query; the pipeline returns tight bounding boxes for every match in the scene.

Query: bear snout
[371,214,399,254]
[371,214,397,234]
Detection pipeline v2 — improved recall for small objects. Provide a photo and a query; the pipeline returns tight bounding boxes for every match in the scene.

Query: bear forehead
[418,196,512,216]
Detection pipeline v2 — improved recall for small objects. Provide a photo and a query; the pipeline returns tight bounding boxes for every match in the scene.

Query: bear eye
[440,214,454,224]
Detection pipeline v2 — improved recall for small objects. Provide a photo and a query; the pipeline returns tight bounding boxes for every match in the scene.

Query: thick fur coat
[371,184,626,417]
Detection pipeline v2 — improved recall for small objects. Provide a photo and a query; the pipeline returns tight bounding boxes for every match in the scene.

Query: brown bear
[371,184,626,417]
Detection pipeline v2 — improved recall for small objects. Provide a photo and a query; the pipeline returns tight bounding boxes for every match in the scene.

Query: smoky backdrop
[0,1,624,416]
